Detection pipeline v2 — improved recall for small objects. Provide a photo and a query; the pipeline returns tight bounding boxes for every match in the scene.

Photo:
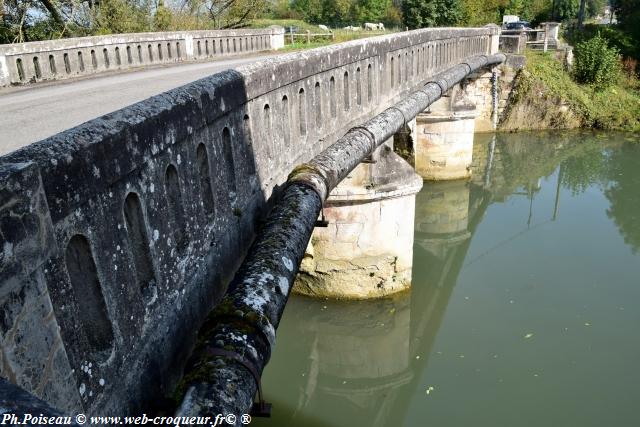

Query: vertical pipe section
[492,68,499,130]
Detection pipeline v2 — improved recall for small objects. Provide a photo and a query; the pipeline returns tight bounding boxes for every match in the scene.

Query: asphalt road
[0,53,280,156]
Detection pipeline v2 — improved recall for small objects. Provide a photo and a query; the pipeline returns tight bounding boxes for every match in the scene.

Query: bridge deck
[0,53,279,155]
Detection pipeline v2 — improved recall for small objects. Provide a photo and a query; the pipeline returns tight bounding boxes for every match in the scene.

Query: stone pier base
[294,144,422,299]
[415,110,476,181]
[415,180,471,259]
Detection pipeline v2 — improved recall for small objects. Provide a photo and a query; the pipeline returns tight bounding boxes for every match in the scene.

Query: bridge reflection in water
[255,131,640,427]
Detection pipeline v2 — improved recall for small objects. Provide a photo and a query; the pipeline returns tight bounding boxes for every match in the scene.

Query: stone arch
[196,144,215,215]
[299,88,306,136]
[356,67,362,106]
[222,127,237,196]
[65,234,114,358]
[329,76,336,118]
[123,192,155,296]
[315,82,322,128]
[343,71,350,111]
[165,164,186,249]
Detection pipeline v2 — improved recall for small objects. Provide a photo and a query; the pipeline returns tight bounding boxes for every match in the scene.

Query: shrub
[573,34,621,89]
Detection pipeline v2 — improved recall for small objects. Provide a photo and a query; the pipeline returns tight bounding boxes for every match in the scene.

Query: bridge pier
[414,85,478,181]
[415,180,471,260]
[294,143,422,299]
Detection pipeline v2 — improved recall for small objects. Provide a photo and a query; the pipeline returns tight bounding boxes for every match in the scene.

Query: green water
[256,131,640,427]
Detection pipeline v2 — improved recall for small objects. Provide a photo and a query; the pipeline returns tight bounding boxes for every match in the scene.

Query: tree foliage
[605,143,640,254]
[402,0,464,29]
[182,0,268,29]
[288,0,399,27]
[554,0,579,21]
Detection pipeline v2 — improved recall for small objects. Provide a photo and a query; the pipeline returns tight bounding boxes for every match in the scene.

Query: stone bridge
[0,25,512,419]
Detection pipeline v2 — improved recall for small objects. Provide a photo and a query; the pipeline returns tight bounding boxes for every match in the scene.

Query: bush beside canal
[500,50,640,133]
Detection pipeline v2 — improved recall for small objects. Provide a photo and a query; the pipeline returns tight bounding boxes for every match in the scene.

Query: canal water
[255,131,640,427]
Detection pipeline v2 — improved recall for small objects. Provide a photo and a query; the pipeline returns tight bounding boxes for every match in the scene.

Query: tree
[402,0,464,29]
[290,0,323,23]
[184,0,267,28]
[555,0,578,20]
[93,0,151,34]
[585,0,606,18]
[577,0,586,28]
[613,0,640,43]
[460,0,506,26]
[154,0,172,30]
[352,0,391,24]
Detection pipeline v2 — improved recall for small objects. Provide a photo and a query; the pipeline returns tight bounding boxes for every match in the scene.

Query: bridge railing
[0,25,500,415]
[0,28,285,87]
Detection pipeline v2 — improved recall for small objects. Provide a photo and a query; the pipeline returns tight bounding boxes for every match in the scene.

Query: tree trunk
[39,0,65,26]
[577,0,586,28]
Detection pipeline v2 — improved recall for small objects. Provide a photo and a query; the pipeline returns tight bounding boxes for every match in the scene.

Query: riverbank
[500,50,640,133]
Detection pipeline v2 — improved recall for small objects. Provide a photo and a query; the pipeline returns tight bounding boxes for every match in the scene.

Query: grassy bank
[502,50,640,132]
[247,19,394,51]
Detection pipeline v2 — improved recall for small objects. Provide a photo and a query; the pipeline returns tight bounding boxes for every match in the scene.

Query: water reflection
[604,143,640,253]
[257,131,640,427]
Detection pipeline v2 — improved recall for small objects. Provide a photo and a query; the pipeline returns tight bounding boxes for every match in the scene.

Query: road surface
[0,53,281,156]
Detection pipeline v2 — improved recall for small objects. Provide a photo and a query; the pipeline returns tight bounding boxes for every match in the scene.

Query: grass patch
[246,19,319,33]
[281,40,333,51]
[246,19,396,52]
[523,50,640,132]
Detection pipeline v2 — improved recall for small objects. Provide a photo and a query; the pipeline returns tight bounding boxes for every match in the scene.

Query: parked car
[505,21,531,30]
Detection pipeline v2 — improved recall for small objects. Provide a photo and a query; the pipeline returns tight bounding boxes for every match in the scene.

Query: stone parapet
[0,28,284,86]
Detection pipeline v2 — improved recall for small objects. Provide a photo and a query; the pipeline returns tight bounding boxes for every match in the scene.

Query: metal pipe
[492,69,499,130]
[175,53,506,421]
